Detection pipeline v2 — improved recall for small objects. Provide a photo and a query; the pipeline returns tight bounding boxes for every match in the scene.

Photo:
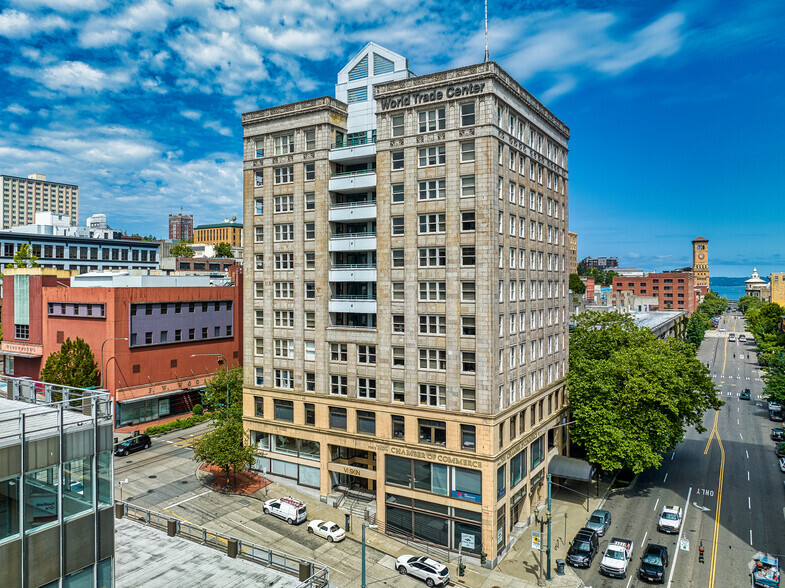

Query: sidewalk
[230,470,614,588]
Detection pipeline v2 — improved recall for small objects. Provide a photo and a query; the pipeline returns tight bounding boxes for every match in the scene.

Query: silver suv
[396,555,450,587]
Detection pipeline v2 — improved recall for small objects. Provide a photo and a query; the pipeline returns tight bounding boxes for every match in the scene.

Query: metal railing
[331,264,377,269]
[331,134,377,149]
[369,518,453,562]
[330,168,376,178]
[330,294,377,300]
[329,231,377,239]
[330,199,377,209]
[117,501,329,586]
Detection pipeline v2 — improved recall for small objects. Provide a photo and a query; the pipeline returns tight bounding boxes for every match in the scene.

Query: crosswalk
[715,391,766,398]
[710,374,760,380]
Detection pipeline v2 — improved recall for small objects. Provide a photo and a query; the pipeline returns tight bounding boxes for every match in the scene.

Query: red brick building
[611,272,698,313]
[1,268,242,429]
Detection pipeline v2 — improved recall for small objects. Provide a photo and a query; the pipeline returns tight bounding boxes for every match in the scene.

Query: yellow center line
[707,432,725,588]
[703,411,719,455]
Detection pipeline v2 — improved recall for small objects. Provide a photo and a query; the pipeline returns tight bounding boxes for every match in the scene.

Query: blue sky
[1,0,783,277]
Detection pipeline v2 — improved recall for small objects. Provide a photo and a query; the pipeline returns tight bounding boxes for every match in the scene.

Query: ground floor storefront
[116,389,202,428]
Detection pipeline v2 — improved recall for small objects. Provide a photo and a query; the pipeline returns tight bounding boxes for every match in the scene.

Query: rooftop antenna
[484,0,489,62]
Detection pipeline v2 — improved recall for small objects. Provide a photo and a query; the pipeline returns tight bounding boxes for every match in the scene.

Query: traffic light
[458,562,466,577]
[480,552,487,565]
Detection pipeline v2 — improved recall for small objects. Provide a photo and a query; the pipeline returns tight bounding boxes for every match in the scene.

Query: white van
[263,497,307,524]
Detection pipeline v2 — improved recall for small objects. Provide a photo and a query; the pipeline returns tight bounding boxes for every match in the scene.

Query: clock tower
[692,236,709,290]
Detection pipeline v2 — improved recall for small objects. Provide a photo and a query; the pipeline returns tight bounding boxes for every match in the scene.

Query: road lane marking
[704,411,720,454]
[164,489,211,510]
[707,428,726,588]
[748,497,751,510]
[750,529,753,545]
[626,576,633,588]
[671,452,675,460]
[653,498,659,511]
[642,531,648,546]
[737,419,739,425]
[739,433,743,440]
[666,486,692,588]
[748,471,750,481]
[663,472,668,483]
[746,450,749,459]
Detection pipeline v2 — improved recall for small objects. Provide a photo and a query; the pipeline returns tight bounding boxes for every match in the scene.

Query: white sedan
[307,520,345,542]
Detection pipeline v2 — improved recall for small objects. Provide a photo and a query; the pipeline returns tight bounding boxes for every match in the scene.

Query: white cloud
[5,103,30,115]
[9,0,109,13]
[203,120,233,137]
[0,9,69,38]
[180,109,202,121]
[34,61,130,94]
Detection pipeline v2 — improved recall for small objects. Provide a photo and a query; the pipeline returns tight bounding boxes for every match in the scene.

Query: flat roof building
[242,42,570,566]
[1,173,79,230]
[0,377,114,587]
[194,220,243,247]
[612,272,698,313]
[169,213,193,241]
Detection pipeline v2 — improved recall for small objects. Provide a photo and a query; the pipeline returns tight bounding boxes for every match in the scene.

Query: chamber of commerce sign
[380,82,487,110]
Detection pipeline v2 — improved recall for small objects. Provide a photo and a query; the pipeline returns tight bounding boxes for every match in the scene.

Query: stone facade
[241,50,570,566]
[692,236,709,289]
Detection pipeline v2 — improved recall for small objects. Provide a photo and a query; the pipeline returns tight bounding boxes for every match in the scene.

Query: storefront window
[497,465,506,499]
[413,511,449,547]
[298,464,320,488]
[531,436,544,469]
[0,476,20,541]
[25,464,59,533]
[250,430,270,450]
[63,456,93,519]
[453,520,482,555]
[385,456,411,488]
[510,449,526,488]
[299,439,320,460]
[452,467,482,503]
[272,435,298,456]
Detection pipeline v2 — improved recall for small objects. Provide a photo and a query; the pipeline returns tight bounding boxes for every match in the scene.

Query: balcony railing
[331,169,376,178]
[330,199,377,209]
[330,231,377,239]
[331,133,377,149]
[330,294,377,300]
[331,264,377,269]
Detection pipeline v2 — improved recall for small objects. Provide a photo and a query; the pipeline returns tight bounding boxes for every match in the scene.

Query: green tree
[568,311,723,473]
[192,418,257,488]
[738,296,765,315]
[7,244,39,268]
[569,273,586,294]
[170,240,195,257]
[41,337,98,388]
[200,365,243,421]
[214,242,233,258]
[697,291,727,318]
[762,354,785,406]
[685,311,710,348]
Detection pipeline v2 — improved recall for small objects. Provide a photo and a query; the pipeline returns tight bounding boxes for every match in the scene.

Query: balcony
[329,295,377,314]
[329,141,376,164]
[329,264,377,282]
[329,232,377,252]
[329,170,376,193]
[328,200,377,222]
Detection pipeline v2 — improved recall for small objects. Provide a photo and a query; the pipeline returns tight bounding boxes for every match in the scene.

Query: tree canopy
[192,418,257,488]
[170,240,195,257]
[685,290,727,348]
[8,244,39,268]
[569,273,586,294]
[41,337,98,388]
[200,365,243,422]
[568,311,723,473]
[214,242,233,258]
[762,354,785,406]
[577,265,618,287]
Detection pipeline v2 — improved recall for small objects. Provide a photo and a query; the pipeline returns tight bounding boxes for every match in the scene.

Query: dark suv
[114,433,152,456]
[566,527,599,568]
[639,543,669,583]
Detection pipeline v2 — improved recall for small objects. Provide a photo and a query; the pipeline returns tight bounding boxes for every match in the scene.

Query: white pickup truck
[599,537,634,578]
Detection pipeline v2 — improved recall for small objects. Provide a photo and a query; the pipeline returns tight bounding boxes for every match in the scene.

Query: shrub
[193,404,203,416]
[144,413,211,436]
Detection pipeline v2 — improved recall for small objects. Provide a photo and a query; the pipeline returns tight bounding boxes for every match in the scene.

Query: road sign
[532,531,542,550]
[461,534,475,549]
[679,538,690,551]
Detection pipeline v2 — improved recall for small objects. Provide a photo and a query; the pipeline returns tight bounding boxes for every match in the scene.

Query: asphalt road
[573,311,785,588]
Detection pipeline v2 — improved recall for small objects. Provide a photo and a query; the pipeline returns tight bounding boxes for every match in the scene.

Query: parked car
[585,509,612,536]
[752,555,780,587]
[395,555,450,587]
[771,409,785,423]
[741,389,751,400]
[114,433,151,456]
[777,442,785,458]
[566,527,599,568]
[639,543,669,584]
[600,537,634,578]
[772,428,785,441]
[307,520,345,542]
[657,505,683,534]
[263,497,307,524]
[769,401,783,412]
[779,456,785,473]
[739,334,747,342]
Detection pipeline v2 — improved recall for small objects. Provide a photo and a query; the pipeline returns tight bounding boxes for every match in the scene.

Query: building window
[461,315,476,336]
[419,315,446,335]
[418,108,446,132]
[305,282,315,299]
[391,216,405,236]
[460,103,476,126]
[330,343,347,361]
[461,246,475,267]
[461,425,476,451]
[391,151,404,170]
[461,210,475,231]
[274,194,293,213]
[392,249,404,267]
[391,183,404,203]
[274,282,294,298]
[274,310,294,327]
[418,247,445,267]
[357,411,376,434]
[274,253,293,269]
[305,371,315,391]
[274,369,294,389]
[419,383,446,407]
[274,339,294,358]
[274,166,294,184]
[419,281,446,301]
[418,213,445,234]
[392,115,404,137]
[392,381,405,403]
[304,340,315,361]
[255,226,264,243]
[305,311,315,329]
[304,163,315,181]
[461,352,476,373]
[329,407,347,430]
[418,145,446,167]
[418,179,445,200]
[274,223,294,241]
[392,281,405,301]
[419,349,447,371]
[330,375,347,396]
[460,176,475,197]
[304,192,315,210]
[274,134,294,155]
[419,419,446,444]
[357,378,376,399]
[254,397,264,417]
[305,130,316,150]
[357,345,376,364]
[460,141,475,162]
[392,346,405,367]
[14,325,29,340]
[254,338,264,356]
[305,251,315,269]
[274,399,294,421]
[392,415,405,439]
[392,314,405,332]
[305,403,316,426]
[461,281,476,302]
[255,171,263,186]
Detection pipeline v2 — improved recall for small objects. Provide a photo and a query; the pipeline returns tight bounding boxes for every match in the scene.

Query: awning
[1,351,42,358]
[548,455,596,482]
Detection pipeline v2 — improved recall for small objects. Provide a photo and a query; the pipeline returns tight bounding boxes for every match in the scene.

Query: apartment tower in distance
[169,213,194,241]
[1,173,78,229]
[242,43,570,566]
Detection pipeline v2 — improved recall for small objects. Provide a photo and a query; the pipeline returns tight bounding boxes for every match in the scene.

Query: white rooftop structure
[71,270,214,288]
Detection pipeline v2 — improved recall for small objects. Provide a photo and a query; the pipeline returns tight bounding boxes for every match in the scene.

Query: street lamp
[100,337,128,390]
[361,522,378,588]
[191,353,229,409]
[118,478,129,501]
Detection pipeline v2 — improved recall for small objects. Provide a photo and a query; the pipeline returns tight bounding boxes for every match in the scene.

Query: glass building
[0,376,114,587]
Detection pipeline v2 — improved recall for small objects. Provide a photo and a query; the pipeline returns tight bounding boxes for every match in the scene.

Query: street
[573,311,785,587]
